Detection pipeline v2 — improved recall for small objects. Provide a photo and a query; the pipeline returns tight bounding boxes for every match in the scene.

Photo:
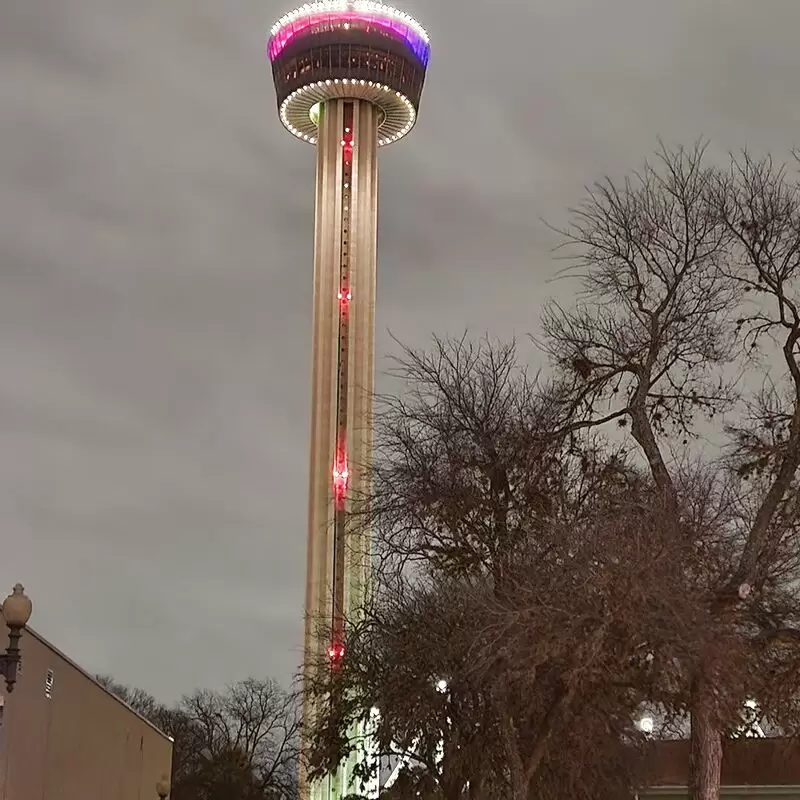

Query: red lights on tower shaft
[328,641,345,670]
[332,458,349,507]
[328,643,345,662]
[332,111,353,516]
[337,288,352,309]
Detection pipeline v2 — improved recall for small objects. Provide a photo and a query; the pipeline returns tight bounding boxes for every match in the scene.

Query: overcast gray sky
[3,0,800,703]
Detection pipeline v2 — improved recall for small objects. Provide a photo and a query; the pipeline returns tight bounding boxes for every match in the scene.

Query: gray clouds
[2,0,800,701]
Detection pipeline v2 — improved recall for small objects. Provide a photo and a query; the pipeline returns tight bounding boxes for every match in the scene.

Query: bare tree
[469,459,734,800]
[96,673,162,719]
[305,576,506,800]
[181,678,301,798]
[367,335,633,583]
[543,142,800,800]
[307,337,707,800]
[96,674,204,785]
[100,675,300,799]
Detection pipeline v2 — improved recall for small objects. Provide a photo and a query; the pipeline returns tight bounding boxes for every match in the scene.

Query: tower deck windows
[274,43,425,110]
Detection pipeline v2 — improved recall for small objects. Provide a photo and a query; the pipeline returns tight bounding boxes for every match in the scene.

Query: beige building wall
[644,789,800,798]
[0,626,172,800]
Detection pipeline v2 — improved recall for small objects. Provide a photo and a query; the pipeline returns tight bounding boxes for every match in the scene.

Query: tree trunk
[440,775,463,800]
[498,713,528,800]
[509,767,528,800]
[468,774,487,800]
[689,691,723,800]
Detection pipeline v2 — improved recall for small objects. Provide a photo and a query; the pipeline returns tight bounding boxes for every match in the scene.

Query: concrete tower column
[302,98,379,800]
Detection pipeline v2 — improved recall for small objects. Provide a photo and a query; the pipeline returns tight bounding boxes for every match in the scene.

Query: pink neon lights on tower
[267,2,430,66]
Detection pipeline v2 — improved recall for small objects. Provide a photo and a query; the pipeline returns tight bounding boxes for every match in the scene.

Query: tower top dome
[267,0,430,146]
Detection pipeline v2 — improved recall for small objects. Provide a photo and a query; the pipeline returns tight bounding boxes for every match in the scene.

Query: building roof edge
[24,625,174,744]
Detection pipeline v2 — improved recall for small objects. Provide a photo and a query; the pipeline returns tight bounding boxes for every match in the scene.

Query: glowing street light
[0,584,33,693]
[156,774,171,799]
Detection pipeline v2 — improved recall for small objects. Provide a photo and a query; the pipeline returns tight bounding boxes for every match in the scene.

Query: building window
[44,669,54,699]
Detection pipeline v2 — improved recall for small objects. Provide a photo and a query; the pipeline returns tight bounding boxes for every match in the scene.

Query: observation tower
[267,2,430,798]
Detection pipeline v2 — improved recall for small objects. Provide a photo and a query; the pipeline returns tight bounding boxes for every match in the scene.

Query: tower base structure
[301,97,379,800]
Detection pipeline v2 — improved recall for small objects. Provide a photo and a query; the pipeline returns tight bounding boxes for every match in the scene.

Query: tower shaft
[302,98,379,800]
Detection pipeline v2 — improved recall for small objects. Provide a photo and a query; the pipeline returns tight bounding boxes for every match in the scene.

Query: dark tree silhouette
[305,337,705,800]
[98,675,300,800]
[543,143,800,800]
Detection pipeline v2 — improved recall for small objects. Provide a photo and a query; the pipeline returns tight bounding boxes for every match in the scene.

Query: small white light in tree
[738,583,752,600]
[436,679,448,694]
[638,716,654,734]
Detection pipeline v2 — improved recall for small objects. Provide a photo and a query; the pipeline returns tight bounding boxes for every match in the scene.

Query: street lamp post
[0,584,33,693]
[156,775,170,799]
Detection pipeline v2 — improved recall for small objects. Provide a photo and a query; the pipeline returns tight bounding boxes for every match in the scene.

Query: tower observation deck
[267,3,430,799]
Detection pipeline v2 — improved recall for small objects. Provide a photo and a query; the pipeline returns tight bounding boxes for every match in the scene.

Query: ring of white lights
[280,80,417,146]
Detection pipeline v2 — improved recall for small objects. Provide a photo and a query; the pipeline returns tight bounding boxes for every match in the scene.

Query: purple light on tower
[268,1,430,65]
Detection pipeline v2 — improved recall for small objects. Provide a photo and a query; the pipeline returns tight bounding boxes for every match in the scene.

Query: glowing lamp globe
[2,584,32,628]
[267,1,430,145]
[156,775,171,799]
